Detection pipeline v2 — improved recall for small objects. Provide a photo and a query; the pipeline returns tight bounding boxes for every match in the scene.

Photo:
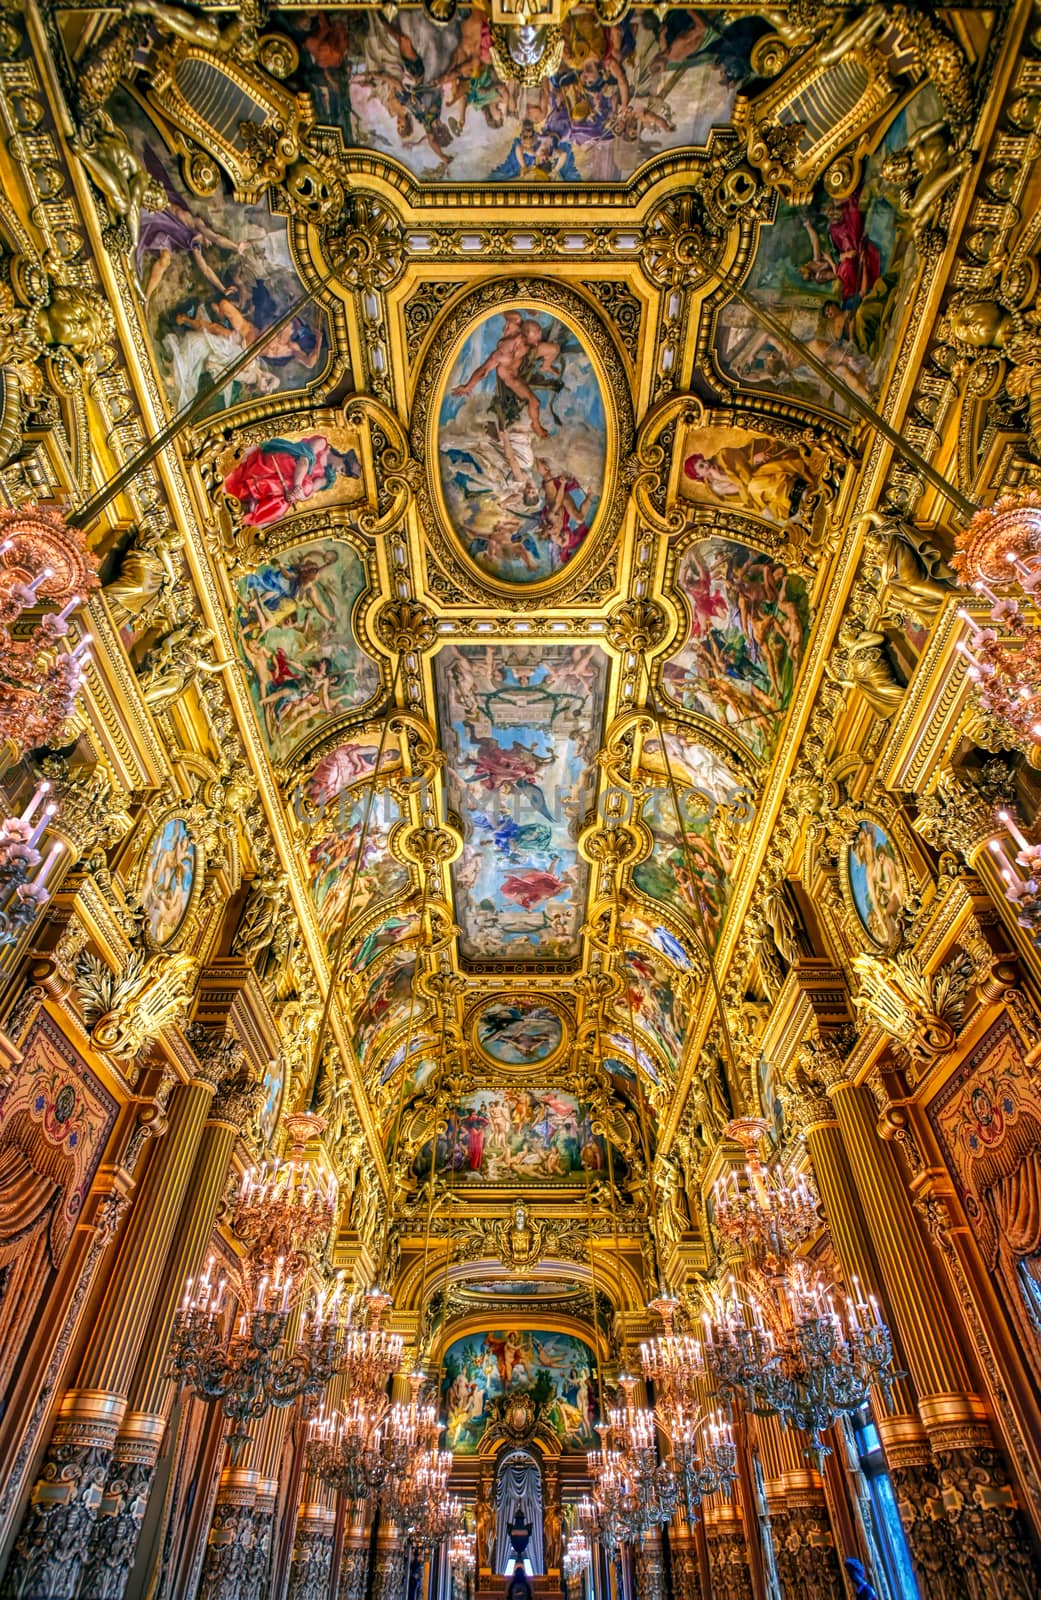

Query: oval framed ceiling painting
[429,286,622,594]
[471,996,567,1069]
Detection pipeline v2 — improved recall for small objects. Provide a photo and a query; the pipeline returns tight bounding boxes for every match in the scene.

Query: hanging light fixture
[562,1526,590,1583]
[596,1374,678,1539]
[0,506,97,756]
[639,1294,738,1524]
[166,1256,354,1460]
[711,1117,820,1270]
[951,492,1041,748]
[0,778,63,947]
[702,1265,900,1463]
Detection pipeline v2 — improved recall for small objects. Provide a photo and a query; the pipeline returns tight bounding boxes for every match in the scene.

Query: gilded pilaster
[667,1532,702,1600]
[704,1504,754,1600]
[758,1418,842,1600]
[634,1529,665,1600]
[286,1489,336,1600]
[196,1466,265,1600]
[1,1067,218,1600]
[832,1076,1040,1596]
[77,1040,258,1600]
[372,1521,407,1600]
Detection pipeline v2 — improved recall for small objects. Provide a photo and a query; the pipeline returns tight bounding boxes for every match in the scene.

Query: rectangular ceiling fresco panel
[434,644,607,965]
[277,8,761,185]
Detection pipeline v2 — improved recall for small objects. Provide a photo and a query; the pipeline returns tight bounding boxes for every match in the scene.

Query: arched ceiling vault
[32,0,1009,1332]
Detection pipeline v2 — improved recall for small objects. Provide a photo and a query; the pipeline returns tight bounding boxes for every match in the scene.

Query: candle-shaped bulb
[20,780,50,825]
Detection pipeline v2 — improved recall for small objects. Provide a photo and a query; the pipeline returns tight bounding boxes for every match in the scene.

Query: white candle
[71,633,92,662]
[35,840,63,888]
[53,594,80,625]
[20,780,50,824]
[24,566,53,599]
[998,809,1031,853]
[990,839,1019,881]
[255,1274,268,1311]
[281,1275,292,1313]
[27,803,56,850]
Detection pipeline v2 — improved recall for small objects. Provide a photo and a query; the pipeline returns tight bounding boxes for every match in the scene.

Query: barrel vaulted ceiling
[34,2,1011,1294]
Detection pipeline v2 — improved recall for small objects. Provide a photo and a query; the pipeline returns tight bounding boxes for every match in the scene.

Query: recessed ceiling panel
[277,8,762,184]
[434,643,607,966]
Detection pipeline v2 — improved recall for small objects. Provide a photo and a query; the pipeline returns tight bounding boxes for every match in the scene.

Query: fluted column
[372,1520,407,1600]
[78,1046,258,1600]
[832,1077,1039,1598]
[757,1415,842,1599]
[286,1471,336,1600]
[795,1080,950,1593]
[704,1501,753,1600]
[1,1062,220,1600]
[337,1504,373,1600]
[634,1529,665,1600]
[667,1525,702,1600]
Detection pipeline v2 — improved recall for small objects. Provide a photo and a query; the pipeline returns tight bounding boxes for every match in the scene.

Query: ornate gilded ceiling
[6,0,1016,1323]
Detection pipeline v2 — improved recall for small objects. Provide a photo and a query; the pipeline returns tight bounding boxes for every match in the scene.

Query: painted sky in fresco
[235,539,379,765]
[117,91,327,416]
[434,644,607,964]
[278,8,762,185]
[714,83,946,414]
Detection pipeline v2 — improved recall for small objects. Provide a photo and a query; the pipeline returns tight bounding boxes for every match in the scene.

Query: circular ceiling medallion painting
[474,998,565,1067]
[438,305,607,586]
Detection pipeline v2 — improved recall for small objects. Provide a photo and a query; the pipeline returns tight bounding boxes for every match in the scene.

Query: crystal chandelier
[594,1375,678,1539]
[952,492,1041,753]
[562,1527,591,1582]
[0,505,97,756]
[712,1117,819,1269]
[639,1295,738,1524]
[640,1292,706,1412]
[305,1390,410,1502]
[0,779,63,947]
[448,1525,476,1575]
[703,1266,900,1461]
[166,1119,380,1456]
[338,1286,403,1404]
[167,1256,354,1459]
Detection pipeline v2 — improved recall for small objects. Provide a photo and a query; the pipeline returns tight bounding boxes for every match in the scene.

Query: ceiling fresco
[234,538,380,764]
[115,90,333,413]
[437,304,606,584]
[434,643,607,967]
[277,7,764,184]
[38,0,1003,1349]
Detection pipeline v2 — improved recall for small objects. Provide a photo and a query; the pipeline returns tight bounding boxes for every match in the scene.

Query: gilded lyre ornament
[850,949,973,1074]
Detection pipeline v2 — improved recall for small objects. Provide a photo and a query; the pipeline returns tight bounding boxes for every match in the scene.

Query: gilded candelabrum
[704,1267,900,1462]
[589,1376,678,1543]
[166,1260,356,1460]
[0,505,97,756]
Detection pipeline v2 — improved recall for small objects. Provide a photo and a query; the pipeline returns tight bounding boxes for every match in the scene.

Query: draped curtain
[495,1451,544,1576]
[988,1155,1041,1259]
